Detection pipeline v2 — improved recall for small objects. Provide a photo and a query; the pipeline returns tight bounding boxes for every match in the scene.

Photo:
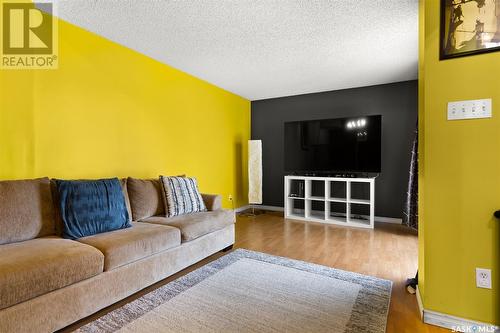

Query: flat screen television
[284,115,381,174]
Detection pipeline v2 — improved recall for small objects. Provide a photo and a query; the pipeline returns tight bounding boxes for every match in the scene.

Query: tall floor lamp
[247,140,263,216]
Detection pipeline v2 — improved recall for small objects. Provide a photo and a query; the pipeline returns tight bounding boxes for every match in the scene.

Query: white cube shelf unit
[284,175,375,228]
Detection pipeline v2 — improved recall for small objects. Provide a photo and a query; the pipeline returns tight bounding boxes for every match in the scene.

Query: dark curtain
[403,125,418,230]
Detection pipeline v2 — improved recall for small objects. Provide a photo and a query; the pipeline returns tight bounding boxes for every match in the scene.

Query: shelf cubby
[286,198,305,219]
[306,179,325,200]
[328,201,347,223]
[305,200,325,220]
[350,181,371,203]
[287,179,305,199]
[329,181,347,201]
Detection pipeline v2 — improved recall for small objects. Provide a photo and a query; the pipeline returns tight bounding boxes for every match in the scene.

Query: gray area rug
[76,249,392,333]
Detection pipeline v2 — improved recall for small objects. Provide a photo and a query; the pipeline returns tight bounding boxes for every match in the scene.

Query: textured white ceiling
[53,0,418,100]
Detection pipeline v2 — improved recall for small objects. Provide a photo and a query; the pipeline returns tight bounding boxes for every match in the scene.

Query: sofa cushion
[120,178,133,223]
[77,222,181,271]
[55,178,131,239]
[127,178,165,221]
[201,193,222,211]
[0,178,55,245]
[0,237,104,310]
[140,209,235,242]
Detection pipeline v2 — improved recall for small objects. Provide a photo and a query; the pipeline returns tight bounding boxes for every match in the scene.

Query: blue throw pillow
[55,178,131,239]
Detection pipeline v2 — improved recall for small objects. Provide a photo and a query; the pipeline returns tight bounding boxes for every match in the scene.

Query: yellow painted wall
[0,18,250,208]
[0,71,34,179]
[418,0,426,300]
[419,0,500,325]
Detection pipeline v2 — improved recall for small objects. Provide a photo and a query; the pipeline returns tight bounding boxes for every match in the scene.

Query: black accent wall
[251,80,417,218]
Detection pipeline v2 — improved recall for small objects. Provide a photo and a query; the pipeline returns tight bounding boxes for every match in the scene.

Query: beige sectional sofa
[0,177,235,333]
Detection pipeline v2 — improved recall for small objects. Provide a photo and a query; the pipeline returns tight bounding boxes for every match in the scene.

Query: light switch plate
[448,99,492,120]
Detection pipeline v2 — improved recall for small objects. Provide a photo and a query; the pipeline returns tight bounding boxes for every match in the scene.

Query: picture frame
[440,0,500,60]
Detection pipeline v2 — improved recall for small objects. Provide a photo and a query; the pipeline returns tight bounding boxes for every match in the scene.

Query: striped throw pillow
[160,176,207,217]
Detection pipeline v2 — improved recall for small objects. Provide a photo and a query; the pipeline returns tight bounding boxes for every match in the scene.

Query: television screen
[284,115,381,173]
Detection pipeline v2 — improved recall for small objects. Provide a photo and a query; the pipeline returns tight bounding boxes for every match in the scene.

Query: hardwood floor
[235,212,447,333]
[62,212,447,333]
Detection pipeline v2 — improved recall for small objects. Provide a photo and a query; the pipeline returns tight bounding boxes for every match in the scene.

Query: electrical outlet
[476,268,492,289]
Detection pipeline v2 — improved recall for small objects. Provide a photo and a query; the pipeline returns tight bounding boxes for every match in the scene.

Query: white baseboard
[417,287,498,332]
[240,204,403,224]
[423,309,498,332]
[235,204,284,212]
[253,205,285,212]
[416,286,424,319]
[235,205,283,213]
[235,205,251,213]
[374,216,403,224]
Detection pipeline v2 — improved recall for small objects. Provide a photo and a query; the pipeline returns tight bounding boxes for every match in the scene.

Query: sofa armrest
[201,193,222,211]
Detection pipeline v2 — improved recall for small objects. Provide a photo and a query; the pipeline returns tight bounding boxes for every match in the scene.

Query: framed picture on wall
[440,0,500,59]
